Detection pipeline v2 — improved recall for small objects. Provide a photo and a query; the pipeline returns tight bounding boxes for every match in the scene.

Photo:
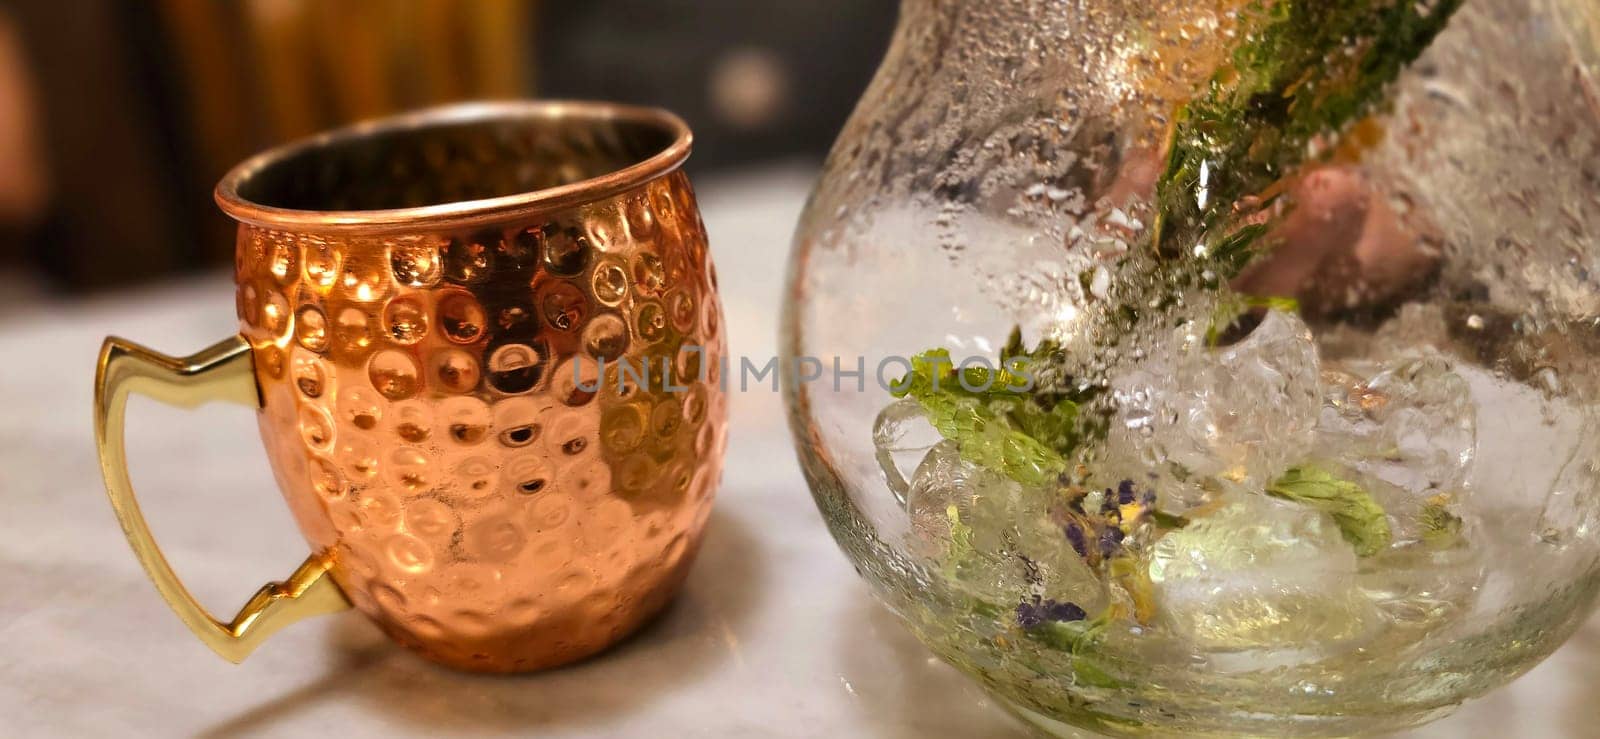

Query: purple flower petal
[1117,479,1137,506]
[1064,522,1088,557]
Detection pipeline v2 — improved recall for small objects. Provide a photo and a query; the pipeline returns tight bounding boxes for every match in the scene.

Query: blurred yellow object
[152,0,537,274]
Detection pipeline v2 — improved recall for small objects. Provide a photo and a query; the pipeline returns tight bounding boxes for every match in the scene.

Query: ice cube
[1320,353,1476,496]
[1109,309,1322,501]
[874,398,944,506]
[905,442,1106,614]
[1148,494,1381,669]
[1318,353,1477,546]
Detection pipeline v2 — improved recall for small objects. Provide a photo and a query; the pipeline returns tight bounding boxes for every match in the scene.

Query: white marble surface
[2,164,1597,737]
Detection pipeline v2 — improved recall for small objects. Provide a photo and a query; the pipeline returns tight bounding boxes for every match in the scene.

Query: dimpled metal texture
[230,106,726,672]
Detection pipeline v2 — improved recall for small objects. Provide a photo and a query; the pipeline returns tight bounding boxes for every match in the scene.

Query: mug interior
[216,101,689,228]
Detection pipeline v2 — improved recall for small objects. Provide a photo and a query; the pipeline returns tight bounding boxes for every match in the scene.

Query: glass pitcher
[783,0,1600,735]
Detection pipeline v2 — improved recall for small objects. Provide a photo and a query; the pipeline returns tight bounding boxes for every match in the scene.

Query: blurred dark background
[0,0,895,297]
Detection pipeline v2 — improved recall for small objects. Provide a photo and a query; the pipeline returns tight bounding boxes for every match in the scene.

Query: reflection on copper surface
[230,102,726,672]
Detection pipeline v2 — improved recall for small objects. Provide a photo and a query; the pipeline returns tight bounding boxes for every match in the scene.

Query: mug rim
[215,100,693,233]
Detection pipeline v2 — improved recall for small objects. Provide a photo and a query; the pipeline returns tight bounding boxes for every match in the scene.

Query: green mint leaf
[895,347,1073,487]
[1022,612,1126,689]
[1420,498,1465,551]
[944,505,976,578]
[1266,465,1393,557]
[1155,0,1467,260]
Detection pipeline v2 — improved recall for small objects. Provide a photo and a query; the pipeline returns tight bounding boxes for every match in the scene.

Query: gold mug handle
[94,335,351,663]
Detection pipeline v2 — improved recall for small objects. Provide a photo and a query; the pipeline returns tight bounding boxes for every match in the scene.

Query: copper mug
[93,102,727,672]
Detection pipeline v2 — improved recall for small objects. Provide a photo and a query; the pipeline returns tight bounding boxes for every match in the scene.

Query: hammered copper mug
[93,101,727,672]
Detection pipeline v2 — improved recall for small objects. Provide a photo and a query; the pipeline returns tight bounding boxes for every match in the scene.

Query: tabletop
[2,164,1597,738]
